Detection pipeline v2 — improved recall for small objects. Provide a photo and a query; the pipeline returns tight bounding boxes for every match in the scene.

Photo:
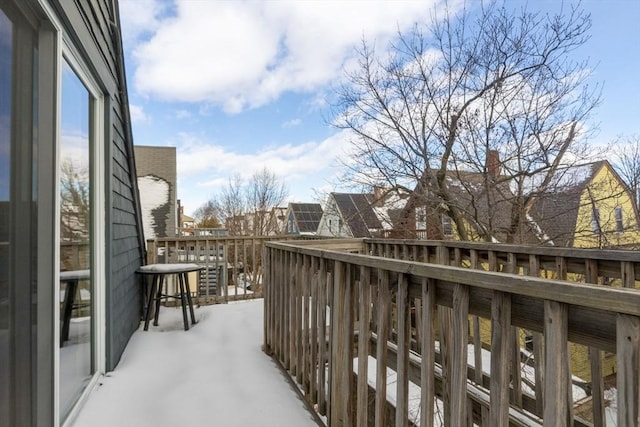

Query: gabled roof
[332,193,383,238]
[406,169,515,241]
[528,160,626,246]
[288,203,323,233]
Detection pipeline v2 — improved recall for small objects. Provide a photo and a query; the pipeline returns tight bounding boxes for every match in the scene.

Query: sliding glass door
[58,58,98,421]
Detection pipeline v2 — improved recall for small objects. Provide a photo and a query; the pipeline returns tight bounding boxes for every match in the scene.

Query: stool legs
[142,272,198,331]
[60,279,78,346]
[143,274,159,331]
[184,273,197,325]
[178,273,189,331]
[152,274,165,327]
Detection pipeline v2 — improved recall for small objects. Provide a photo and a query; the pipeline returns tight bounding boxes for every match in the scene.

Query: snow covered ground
[72,300,319,427]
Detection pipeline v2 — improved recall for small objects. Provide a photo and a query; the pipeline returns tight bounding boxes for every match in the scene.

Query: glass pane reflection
[59,59,93,419]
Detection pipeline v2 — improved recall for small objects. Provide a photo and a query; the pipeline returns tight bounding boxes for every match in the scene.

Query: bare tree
[60,160,90,242]
[218,174,246,235]
[195,168,288,236]
[331,2,600,243]
[612,134,640,209]
[245,167,289,236]
[192,199,222,228]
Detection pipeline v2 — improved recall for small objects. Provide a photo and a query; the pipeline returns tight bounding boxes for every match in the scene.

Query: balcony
[78,237,639,426]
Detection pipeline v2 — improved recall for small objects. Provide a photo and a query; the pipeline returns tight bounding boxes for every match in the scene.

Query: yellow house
[414,160,640,387]
[530,160,640,249]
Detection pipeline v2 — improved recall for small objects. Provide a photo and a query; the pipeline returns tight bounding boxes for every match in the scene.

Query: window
[591,208,600,235]
[615,206,624,233]
[58,57,99,421]
[415,206,426,230]
[442,215,453,237]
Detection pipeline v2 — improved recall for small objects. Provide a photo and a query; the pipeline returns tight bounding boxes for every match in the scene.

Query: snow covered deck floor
[74,300,319,427]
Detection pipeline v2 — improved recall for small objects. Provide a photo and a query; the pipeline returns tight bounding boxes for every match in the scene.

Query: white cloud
[126,0,446,112]
[129,104,148,123]
[118,0,167,44]
[175,129,356,210]
[177,129,350,180]
[282,118,301,128]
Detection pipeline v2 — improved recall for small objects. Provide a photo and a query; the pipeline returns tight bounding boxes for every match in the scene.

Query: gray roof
[289,203,323,233]
[332,193,383,238]
[529,161,611,246]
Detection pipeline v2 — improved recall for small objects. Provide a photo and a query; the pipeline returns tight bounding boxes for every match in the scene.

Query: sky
[118,0,640,217]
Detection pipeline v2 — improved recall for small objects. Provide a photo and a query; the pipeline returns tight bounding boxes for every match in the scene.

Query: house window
[416,206,426,230]
[442,215,453,237]
[615,206,624,233]
[591,208,601,235]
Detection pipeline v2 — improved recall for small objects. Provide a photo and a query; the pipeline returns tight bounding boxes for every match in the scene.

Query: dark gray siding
[55,0,145,370]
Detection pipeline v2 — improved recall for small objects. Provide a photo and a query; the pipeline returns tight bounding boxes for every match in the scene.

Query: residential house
[1,1,145,425]
[529,160,640,248]
[284,203,323,235]
[390,156,640,248]
[317,191,407,238]
[178,203,196,236]
[400,157,640,382]
[225,214,249,236]
[266,206,288,235]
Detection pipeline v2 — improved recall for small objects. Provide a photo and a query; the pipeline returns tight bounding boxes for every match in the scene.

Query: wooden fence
[263,238,640,427]
[146,235,315,304]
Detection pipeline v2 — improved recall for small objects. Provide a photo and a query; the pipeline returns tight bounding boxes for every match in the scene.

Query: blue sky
[118,0,640,216]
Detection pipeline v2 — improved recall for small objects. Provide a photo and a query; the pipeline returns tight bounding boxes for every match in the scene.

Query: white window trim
[38,2,106,425]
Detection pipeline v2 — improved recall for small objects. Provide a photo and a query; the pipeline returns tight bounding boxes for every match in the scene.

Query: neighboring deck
[73,300,320,427]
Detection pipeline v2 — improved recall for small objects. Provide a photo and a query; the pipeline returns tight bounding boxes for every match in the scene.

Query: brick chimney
[373,186,385,206]
[486,150,500,179]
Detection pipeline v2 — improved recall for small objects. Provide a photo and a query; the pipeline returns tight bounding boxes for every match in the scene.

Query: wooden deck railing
[263,238,640,427]
[146,235,316,304]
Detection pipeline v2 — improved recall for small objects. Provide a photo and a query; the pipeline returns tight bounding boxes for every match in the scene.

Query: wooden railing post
[375,269,391,427]
[420,278,436,427]
[396,273,410,427]
[451,283,469,426]
[586,258,605,427]
[310,256,319,404]
[617,313,640,426]
[356,266,371,427]
[530,254,545,418]
[318,257,328,416]
[543,300,569,427]
[490,291,511,427]
[329,261,353,427]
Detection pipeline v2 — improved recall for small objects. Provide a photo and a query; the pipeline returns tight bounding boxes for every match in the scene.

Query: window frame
[37,1,107,424]
[615,206,624,233]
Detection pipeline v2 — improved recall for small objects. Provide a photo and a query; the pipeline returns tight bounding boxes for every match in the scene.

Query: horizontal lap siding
[58,0,144,370]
